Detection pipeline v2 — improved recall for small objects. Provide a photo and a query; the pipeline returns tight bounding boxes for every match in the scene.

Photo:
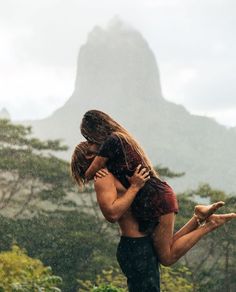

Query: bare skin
[85,143,236,266]
[194,201,225,221]
[94,165,150,224]
[151,212,236,266]
[94,169,236,266]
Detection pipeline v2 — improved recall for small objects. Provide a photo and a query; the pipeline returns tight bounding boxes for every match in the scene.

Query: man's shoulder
[94,172,115,189]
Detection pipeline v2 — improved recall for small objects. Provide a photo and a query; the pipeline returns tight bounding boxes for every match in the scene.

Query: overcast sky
[0,0,235,127]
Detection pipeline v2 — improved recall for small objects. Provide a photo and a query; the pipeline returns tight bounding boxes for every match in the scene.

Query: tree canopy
[0,119,73,216]
[0,245,62,291]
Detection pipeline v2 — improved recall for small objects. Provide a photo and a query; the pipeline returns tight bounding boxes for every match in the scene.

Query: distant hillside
[23,19,236,194]
[0,108,10,120]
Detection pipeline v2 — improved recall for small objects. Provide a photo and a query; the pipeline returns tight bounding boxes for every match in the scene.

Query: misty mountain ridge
[20,18,236,194]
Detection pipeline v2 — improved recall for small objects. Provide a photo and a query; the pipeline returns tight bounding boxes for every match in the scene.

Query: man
[71,141,236,292]
[71,142,160,291]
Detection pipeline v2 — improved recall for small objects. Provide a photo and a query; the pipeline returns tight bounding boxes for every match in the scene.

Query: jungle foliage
[0,120,235,291]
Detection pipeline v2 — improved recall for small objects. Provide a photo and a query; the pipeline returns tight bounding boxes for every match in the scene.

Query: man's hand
[127,164,150,190]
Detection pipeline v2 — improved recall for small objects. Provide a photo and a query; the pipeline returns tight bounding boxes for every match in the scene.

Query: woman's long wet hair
[71,141,91,188]
[80,109,158,177]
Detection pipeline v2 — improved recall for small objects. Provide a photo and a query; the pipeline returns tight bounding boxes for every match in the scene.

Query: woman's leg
[172,201,225,242]
[152,212,236,266]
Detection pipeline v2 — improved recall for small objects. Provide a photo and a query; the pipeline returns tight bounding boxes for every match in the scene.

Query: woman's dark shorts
[116,236,160,292]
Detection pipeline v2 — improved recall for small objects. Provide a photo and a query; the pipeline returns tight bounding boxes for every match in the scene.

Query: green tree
[78,266,193,292]
[0,245,62,292]
[177,184,236,292]
[0,119,73,217]
[155,165,185,179]
[0,211,118,292]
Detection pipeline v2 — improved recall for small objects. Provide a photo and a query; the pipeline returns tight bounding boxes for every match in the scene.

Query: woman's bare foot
[205,213,236,231]
[194,201,225,221]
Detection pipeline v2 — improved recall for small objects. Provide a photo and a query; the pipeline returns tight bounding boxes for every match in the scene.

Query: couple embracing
[71,109,236,292]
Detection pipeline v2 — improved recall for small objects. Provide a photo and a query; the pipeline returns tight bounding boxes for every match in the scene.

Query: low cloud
[0,0,235,126]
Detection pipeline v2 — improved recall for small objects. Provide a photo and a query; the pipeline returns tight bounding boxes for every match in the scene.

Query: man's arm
[85,134,120,180]
[85,156,108,180]
[94,165,150,223]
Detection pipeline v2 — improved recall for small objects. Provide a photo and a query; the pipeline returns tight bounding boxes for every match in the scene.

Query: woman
[80,110,230,231]
[81,110,179,233]
[71,142,236,291]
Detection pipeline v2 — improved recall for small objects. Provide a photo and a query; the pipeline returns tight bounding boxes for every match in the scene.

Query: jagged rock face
[28,19,166,151]
[64,19,165,131]
[71,21,163,106]
[25,20,236,193]
[0,108,11,120]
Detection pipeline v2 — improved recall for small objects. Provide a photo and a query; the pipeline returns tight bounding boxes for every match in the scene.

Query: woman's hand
[94,168,109,180]
[127,165,150,190]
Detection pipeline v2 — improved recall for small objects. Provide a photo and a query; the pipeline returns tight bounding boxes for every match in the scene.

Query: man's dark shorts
[116,236,160,292]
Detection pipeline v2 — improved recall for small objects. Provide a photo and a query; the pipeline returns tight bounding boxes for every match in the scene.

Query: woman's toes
[207,213,236,228]
[195,201,225,221]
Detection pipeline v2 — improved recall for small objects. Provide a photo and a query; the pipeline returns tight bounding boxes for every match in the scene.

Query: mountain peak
[70,18,163,106]
[89,16,137,36]
[87,17,149,50]
[25,21,236,194]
